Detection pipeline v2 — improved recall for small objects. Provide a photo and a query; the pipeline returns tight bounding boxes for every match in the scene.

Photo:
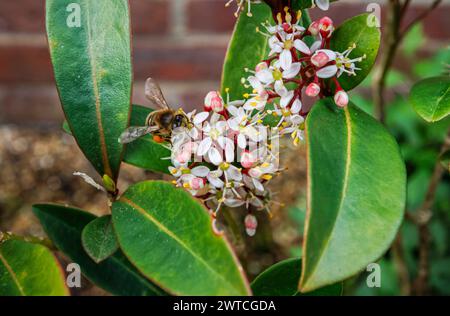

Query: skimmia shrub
[6,0,449,297]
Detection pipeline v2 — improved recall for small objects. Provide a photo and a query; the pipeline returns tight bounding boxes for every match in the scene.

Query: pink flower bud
[308,21,320,36]
[241,151,257,169]
[311,51,330,68]
[190,177,204,191]
[334,90,349,108]
[244,214,258,237]
[306,83,321,97]
[175,149,191,164]
[204,91,224,113]
[319,16,334,38]
[255,62,268,73]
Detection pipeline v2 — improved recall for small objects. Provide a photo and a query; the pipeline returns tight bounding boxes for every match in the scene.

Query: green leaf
[81,215,118,263]
[300,99,406,292]
[409,76,450,123]
[46,0,132,180]
[0,239,68,296]
[330,14,381,91]
[33,204,165,296]
[221,3,272,101]
[251,258,342,296]
[112,181,251,296]
[63,105,172,174]
[122,104,172,173]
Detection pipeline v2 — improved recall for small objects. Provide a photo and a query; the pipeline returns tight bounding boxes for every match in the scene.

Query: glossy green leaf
[409,76,450,122]
[300,99,406,292]
[112,181,251,296]
[63,104,172,174]
[33,204,165,296]
[221,3,272,101]
[0,239,68,296]
[330,14,381,91]
[122,104,172,173]
[252,258,342,296]
[46,0,132,180]
[81,215,118,263]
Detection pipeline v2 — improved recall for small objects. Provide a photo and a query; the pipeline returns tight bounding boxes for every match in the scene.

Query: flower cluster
[166,5,364,236]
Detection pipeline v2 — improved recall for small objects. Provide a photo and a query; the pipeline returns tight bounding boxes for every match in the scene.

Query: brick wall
[0,0,449,126]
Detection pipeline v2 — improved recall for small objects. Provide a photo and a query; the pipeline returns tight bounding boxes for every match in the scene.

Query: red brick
[133,41,227,81]
[0,41,227,83]
[0,84,63,124]
[0,0,169,35]
[187,0,236,33]
[0,0,45,33]
[130,0,170,35]
[0,44,53,83]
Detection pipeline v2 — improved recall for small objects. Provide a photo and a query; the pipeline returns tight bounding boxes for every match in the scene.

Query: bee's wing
[145,78,170,110]
[118,126,158,144]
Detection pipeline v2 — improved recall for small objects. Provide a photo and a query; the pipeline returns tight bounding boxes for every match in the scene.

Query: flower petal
[294,39,311,55]
[316,65,338,78]
[280,49,292,70]
[291,98,302,114]
[197,137,212,156]
[208,147,223,165]
[193,111,209,125]
[191,166,210,177]
[282,62,301,79]
[315,0,330,11]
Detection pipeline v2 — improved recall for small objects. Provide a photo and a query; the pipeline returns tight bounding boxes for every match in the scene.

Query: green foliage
[440,150,450,172]
[111,181,251,296]
[301,99,406,292]
[330,14,381,91]
[252,258,342,296]
[81,215,118,263]
[0,239,68,296]
[221,3,272,100]
[46,0,132,180]
[409,76,450,122]
[33,204,165,296]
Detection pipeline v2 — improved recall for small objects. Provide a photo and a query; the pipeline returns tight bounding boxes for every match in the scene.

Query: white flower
[274,80,294,108]
[282,115,305,146]
[256,61,301,85]
[269,32,310,69]
[335,44,365,77]
[243,75,269,111]
[227,105,260,149]
[196,117,233,166]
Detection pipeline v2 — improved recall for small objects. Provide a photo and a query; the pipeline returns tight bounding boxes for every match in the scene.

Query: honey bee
[119,78,191,144]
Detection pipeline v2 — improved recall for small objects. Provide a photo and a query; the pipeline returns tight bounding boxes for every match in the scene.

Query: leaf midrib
[85,0,112,178]
[431,83,450,120]
[119,196,243,294]
[0,248,26,296]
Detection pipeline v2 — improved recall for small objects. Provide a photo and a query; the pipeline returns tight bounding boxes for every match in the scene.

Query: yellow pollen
[183,183,191,189]
[262,174,272,181]
[261,162,270,168]
[284,39,293,50]
[225,87,230,93]
[243,93,250,98]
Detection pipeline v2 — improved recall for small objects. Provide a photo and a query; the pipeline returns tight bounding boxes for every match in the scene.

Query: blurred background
[0,0,449,296]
